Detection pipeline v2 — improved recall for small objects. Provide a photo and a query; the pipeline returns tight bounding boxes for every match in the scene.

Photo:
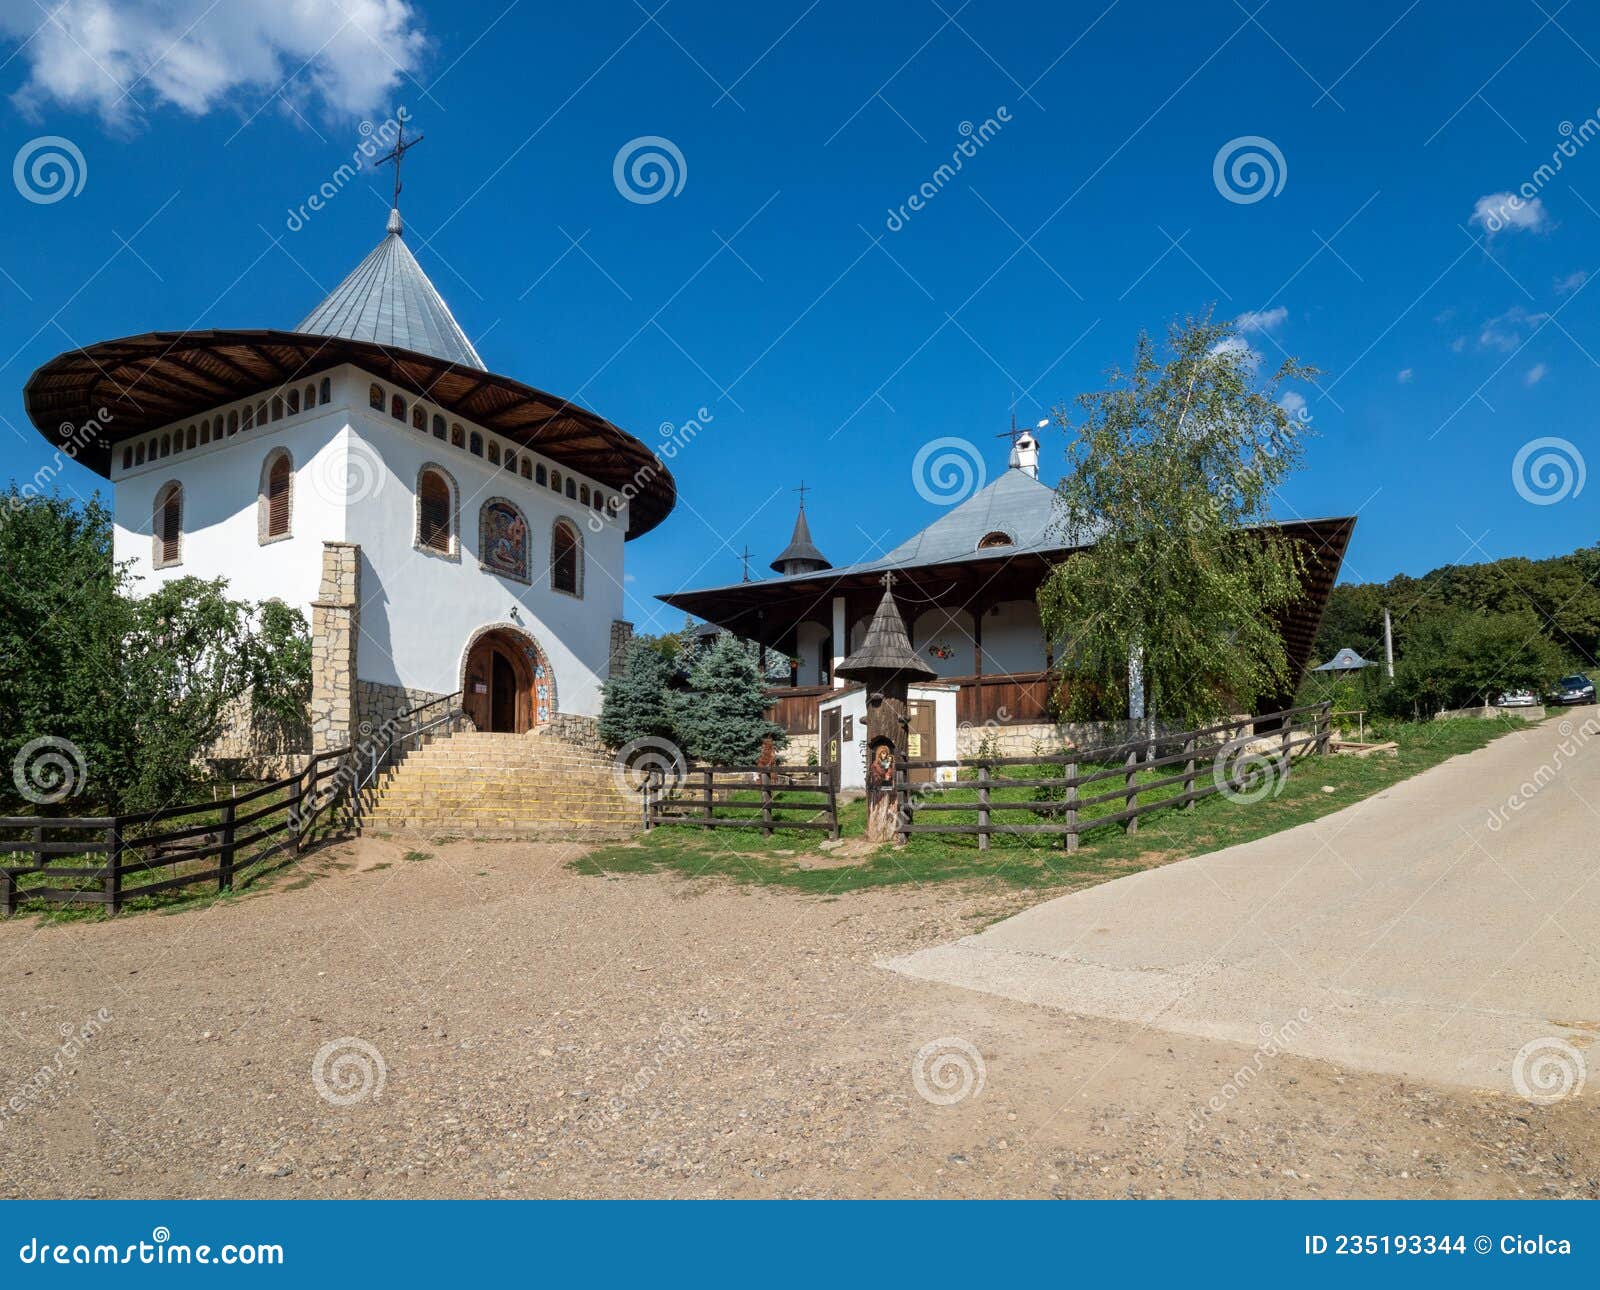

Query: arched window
[272,396,284,421]
[479,499,530,583]
[185,425,197,450]
[549,469,562,492]
[592,490,604,511]
[228,410,239,435]
[369,383,384,410]
[241,404,254,431]
[200,419,210,444]
[259,449,293,542]
[535,463,547,486]
[160,433,170,458]
[551,520,582,597]
[580,484,590,506]
[564,477,577,500]
[432,414,446,439]
[450,423,465,448]
[520,457,532,480]
[154,482,182,568]
[416,466,457,556]
[303,383,315,409]
[256,401,267,426]
[469,432,484,457]
[977,530,1014,550]
[319,377,332,405]
[287,389,300,415]
[503,451,516,473]
[412,405,426,431]
[391,394,406,421]
[488,442,501,467]
[122,446,132,470]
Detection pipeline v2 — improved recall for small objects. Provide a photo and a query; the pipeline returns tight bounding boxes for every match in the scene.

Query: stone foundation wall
[206,692,312,780]
[309,542,360,752]
[356,681,449,744]
[608,620,634,678]
[773,732,819,766]
[543,712,604,751]
[956,718,1190,759]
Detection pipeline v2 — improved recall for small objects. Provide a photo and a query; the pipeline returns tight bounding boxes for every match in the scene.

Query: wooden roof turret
[835,573,937,684]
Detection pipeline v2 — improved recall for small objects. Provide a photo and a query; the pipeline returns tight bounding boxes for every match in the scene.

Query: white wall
[817,685,956,790]
[907,600,1043,678]
[795,621,831,686]
[110,364,630,717]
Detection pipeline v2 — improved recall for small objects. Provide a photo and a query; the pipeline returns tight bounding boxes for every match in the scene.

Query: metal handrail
[348,694,467,831]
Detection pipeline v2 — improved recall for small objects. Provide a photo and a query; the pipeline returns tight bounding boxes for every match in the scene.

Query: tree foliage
[0,489,312,813]
[1378,610,1570,717]
[1038,312,1317,728]
[598,640,678,748]
[669,634,784,765]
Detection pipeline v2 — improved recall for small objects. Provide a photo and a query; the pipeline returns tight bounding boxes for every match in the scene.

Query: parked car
[1550,674,1596,706]
[1495,689,1539,707]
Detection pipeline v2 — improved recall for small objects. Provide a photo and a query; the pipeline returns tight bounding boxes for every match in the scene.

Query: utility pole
[1383,608,1395,680]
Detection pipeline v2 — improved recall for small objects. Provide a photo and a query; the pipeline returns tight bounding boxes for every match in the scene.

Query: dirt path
[0,835,1593,1199]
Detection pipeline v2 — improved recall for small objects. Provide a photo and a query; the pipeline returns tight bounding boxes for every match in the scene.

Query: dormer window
[977,530,1013,550]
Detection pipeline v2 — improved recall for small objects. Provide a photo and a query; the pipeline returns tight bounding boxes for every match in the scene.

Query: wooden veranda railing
[894,702,1332,850]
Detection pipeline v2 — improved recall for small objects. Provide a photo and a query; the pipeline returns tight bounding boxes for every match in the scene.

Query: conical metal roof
[771,503,830,573]
[836,579,936,682]
[295,209,486,370]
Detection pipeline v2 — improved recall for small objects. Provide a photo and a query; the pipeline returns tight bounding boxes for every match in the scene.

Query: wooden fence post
[1064,760,1079,853]
[1183,736,1197,810]
[1124,748,1140,835]
[1317,702,1332,755]
[977,759,991,852]
[826,770,840,841]
[760,768,774,838]
[702,767,714,831]
[894,763,911,846]
[103,823,122,917]
[218,797,237,892]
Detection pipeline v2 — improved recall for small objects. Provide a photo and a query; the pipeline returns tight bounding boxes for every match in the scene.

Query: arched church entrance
[461,626,552,733]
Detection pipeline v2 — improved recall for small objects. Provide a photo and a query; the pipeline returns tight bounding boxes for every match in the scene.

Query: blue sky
[1,0,1595,633]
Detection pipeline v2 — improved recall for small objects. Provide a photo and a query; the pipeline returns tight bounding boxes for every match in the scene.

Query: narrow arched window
[487,441,500,466]
[303,383,315,409]
[319,377,332,405]
[417,467,455,555]
[256,401,267,426]
[154,482,182,568]
[271,395,284,421]
[260,450,293,542]
[580,484,590,506]
[535,463,547,486]
[228,410,239,435]
[160,434,170,458]
[287,389,300,415]
[432,414,445,439]
[369,383,384,410]
[241,404,254,431]
[451,423,465,448]
[551,520,581,596]
[185,425,197,450]
[199,420,210,444]
[412,405,426,431]
[391,394,406,421]
[549,468,562,493]
[520,457,532,480]
[564,477,577,500]
[469,432,483,457]
[122,447,132,470]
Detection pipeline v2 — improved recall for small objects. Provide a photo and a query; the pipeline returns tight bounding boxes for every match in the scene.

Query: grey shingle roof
[1313,648,1372,671]
[295,211,486,371]
[771,504,831,572]
[835,584,937,682]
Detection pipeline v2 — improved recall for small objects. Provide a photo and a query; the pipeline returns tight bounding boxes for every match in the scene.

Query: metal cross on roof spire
[794,480,811,508]
[375,123,425,223]
[739,545,753,582]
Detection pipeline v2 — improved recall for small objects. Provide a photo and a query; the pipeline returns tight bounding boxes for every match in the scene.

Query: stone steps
[363,726,639,839]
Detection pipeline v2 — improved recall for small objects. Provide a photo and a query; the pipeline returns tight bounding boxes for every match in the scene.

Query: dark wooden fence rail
[0,745,352,916]
[644,764,840,838]
[896,702,1331,850]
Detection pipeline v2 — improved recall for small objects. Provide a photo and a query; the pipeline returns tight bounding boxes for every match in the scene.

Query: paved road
[887,713,1600,1093]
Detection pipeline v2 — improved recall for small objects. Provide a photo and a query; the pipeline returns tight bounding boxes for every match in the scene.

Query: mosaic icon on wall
[481,501,529,581]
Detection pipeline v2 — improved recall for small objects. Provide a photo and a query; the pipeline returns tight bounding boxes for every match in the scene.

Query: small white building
[25,206,675,752]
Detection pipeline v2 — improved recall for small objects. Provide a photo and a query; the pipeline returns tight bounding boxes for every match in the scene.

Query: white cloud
[1278,390,1308,422]
[0,0,427,125]
[1555,270,1588,295]
[1525,362,1548,386]
[1397,368,1414,384]
[1469,191,1549,235]
[1479,306,1550,352]
[1235,306,1288,334]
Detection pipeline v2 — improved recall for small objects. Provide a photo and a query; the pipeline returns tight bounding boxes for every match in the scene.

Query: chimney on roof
[1009,429,1040,480]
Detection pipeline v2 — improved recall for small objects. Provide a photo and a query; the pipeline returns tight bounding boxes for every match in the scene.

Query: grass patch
[403,850,433,863]
[574,716,1524,896]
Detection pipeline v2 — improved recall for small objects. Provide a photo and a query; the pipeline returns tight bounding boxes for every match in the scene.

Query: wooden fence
[895,702,1331,849]
[0,746,351,916]
[643,764,840,838]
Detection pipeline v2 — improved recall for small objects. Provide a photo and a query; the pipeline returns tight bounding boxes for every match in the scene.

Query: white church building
[25,204,674,754]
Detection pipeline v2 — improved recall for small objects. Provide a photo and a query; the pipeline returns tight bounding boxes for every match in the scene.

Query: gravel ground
[1,835,1594,1199]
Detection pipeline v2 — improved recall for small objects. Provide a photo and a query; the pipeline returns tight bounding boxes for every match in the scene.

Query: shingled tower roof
[836,575,937,683]
[771,502,831,575]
